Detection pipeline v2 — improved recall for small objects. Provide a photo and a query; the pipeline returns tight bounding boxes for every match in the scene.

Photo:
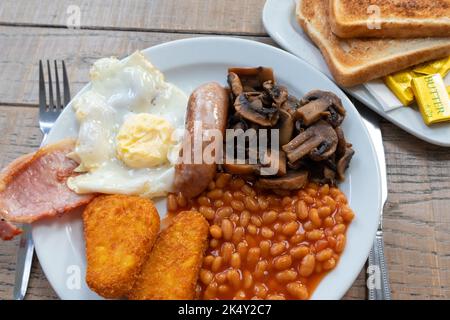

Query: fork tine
[54,61,62,109]
[62,61,71,107]
[39,60,46,113]
[46,60,55,111]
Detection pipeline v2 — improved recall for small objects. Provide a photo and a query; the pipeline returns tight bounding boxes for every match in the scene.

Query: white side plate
[32,37,381,300]
[263,0,450,146]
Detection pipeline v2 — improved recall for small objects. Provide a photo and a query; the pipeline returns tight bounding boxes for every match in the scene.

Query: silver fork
[13,60,71,300]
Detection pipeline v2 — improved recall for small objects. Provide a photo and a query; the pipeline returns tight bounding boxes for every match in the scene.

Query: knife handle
[367,232,392,300]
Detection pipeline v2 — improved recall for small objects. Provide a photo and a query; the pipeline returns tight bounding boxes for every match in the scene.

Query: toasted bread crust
[330,0,450,38]
[297,0,450,87]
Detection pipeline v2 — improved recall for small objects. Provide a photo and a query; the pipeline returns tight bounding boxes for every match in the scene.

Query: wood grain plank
[0,26,273,106]
[0,0,266,35]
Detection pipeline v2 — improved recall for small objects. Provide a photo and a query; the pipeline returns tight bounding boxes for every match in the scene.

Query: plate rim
[32,35,382,300]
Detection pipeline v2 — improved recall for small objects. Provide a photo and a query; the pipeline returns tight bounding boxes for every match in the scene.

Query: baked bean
[323,216,335,228]
[230,253,241,268]
[296,200,309,220]
[261,227,274,239]
[197,196,211,207]
[234,290,246,300]
[245,234,258,248]
[306,188,317,197]
[211,256,223,272]
[237,241,249,259]
[306,229,324,241]
[175,193,187,208]
[167,194,178,212]
[333,223,346,235]
[254,283,268,299]
[203,255,214,268]
[229,177,245,190]
[247,224,258,235]
[282,221,299,236]
[232,191,245,201]
[250,215,262,227]
[273,222,282,233]
[207,189,223,200]
[239,210,251,227]
[274,255,292,270]
[259,240,271,257]
[309,208,322,227]
[231,200,245,211]
[229,213,239,223]
[199,206,215,220]
[299,254,315,277]
[244,196,259,211]
[303,221,314,231]
[315,239,329,252]
[303,195,314,205]
[243,270,253,289]
[323,257,336,270]
[279,211,297,222]
[200,269,213,285]
[341,207,355,222]
[210,239,219,249]
[247,248,261,266]
[241,184,254,196]
[281,196,293,207]
[216,173,232,188]
[322,195,336,212]
[216,206,233,219]
[275,270,298,283]
[223,191,233,204]
[210,225,222,239]
[221,219,233,241]
[215,272,227,284]
[290,246,309,259]
[318,206,332,218]
[227,269,241,289]
[327,236,337,249]
[203,282,218,299]
[254,260,268,279]
[335,234,346,253]
[232,227,245,244]
[263,210,278,224]
[335,214,344,224]
[316,248,333,262]
[335,194,347,204]
[286,282,308,300]
[258,197,269,210]
[290,233,305,245]
[218,284,230,295]
[221,242,234,263]
[319,184,330,196]
[270,242,287,256]
[214,200,225,208]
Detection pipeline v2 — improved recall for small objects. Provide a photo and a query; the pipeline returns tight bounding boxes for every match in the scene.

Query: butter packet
[412,74,450,125]
[384,56,450,106]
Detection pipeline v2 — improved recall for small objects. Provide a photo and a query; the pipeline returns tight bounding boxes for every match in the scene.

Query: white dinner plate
[263,0,450,147]
[32,36,381,300]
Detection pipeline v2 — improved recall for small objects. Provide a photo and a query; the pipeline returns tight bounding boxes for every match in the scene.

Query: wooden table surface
[0,0,449,300]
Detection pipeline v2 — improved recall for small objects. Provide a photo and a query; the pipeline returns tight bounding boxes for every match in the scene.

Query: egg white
[67,51,187,198]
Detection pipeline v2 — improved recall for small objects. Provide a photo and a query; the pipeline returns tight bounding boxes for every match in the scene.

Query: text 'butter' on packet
[412,74,450,126]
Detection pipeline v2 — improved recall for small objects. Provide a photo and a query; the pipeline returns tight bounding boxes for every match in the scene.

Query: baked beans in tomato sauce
[167,173,354,300]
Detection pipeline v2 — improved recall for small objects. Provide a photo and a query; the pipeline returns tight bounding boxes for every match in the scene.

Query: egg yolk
[116,113,175,168]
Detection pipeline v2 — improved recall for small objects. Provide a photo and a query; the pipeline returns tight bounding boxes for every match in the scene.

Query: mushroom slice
[282,120,338,163]
[223,163,260,175]
[255,170,309,190]
[281,95,300,116]
[336,146,355,181]
[228,67,274,90]
[228,72,244,97]
[260,149,287,176]
[297,90,346,127]
[234,93,279,126]
[277,109,295,146]
[263,81,288,107]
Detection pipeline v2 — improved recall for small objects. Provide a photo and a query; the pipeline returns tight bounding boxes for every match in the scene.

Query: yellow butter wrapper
[413,56,450,78]
[384,70,415,106]
[412,74,450,125]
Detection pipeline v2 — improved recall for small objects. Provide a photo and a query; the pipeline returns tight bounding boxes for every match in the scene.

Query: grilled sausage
[174,82,229,198]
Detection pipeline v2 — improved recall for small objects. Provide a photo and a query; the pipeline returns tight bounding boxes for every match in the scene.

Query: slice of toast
[296,0,450,87]
[329,0,450,38]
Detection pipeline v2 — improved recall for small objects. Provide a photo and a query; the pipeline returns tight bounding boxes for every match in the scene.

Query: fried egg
[67,51,187,198]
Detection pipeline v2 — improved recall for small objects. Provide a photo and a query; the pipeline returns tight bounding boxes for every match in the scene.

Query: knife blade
[13,223,34,300]
[354,101,391,300]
